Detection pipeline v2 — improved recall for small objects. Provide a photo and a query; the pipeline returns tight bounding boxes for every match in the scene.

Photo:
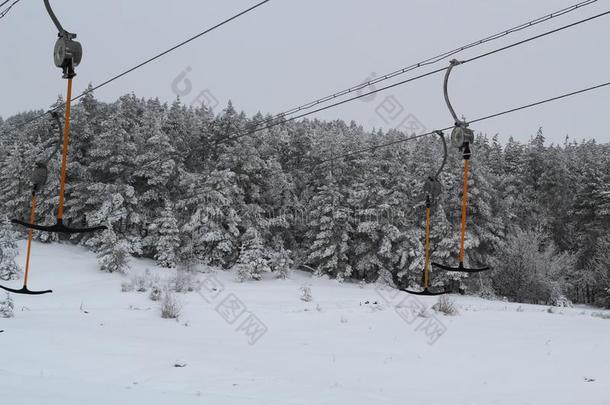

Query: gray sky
[1,0,608,145]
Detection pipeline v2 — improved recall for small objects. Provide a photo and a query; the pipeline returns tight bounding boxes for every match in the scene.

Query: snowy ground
[1,242,609,405]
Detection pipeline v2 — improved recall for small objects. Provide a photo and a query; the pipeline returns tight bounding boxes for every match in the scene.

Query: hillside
[1,243,609,405]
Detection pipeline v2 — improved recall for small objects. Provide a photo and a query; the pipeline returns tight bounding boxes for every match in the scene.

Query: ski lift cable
[266,0,599,120]
[72,0,271,102]
[3,0,597,131]
[5,0,272,130]
[0,0,21,20]
[218,9,610,145]
[4,3,606,141]
[461,10,610,65]
[313,80,610,167]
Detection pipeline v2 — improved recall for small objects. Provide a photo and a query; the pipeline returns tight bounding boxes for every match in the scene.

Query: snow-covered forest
[1,89,609,307]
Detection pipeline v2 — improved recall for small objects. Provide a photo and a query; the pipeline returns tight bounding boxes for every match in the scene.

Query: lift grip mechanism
[44,0,82,79]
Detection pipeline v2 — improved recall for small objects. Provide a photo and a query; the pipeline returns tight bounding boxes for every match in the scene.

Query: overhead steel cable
[3,0,596,130]
[259,0,598,120]
[5,0,272,130]
[313,80,610,167]
[461,10,610,65]
[0,0,22,20]
[72,0,271,103]
[216,9,610,145]
[4,1,606,145]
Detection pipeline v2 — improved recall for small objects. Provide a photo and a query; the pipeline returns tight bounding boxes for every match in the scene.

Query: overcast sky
[1,0,608,145]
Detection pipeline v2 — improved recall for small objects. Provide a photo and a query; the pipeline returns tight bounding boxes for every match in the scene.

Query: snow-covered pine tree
[134,105,178,204]
[236,227,270,282]
[0,217,21,280]
[83,99,143,253]
[162,99,191,166]
[538,145,573,250]
[208,101,246,153]
[520,128,547,225]
[571,165,610,303]
[83,183,141,256]
[502,136,529,230]
[184,104,214,172]
[96,229,130,273]
[348,162,399,282]
[0,293,14,318]
[306,172,353,280]
[0,141,31,221]
[465,138,504,271]
[591,235,610,308]
[269,238,293,279]
[178,169,243,268]
[153,201,181,268]
[64,87,101,234]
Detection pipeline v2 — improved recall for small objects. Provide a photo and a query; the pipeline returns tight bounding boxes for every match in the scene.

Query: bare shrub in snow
[0,293,14,318]
[124,269,160,293]
[134,274,148,293]
[171,268,199,293]
[144,269,160,287]
[591,312,610,320]
[121,280,134,293]
[149,285,162,301]
[300,286,312,302]
[160,290,181,319]
[433,296,459,316]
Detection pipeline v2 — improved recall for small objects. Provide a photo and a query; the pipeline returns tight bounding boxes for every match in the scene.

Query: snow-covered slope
[1,242,609,405]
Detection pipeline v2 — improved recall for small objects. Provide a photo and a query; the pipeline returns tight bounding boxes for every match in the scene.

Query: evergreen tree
[0,141,31,220]
[96,229,130,273]
[571,165,610,302]
[163,99,191,165]
[0,217,21,280]
[306,173,353,280]
[134,107,178,205]
[236,228,270,282]
[269,238,293,279]
[179,170,243,268]
[348,160,404,282]
[591,235,610,308]
[0,293,14,318]
[153,201,181,268]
